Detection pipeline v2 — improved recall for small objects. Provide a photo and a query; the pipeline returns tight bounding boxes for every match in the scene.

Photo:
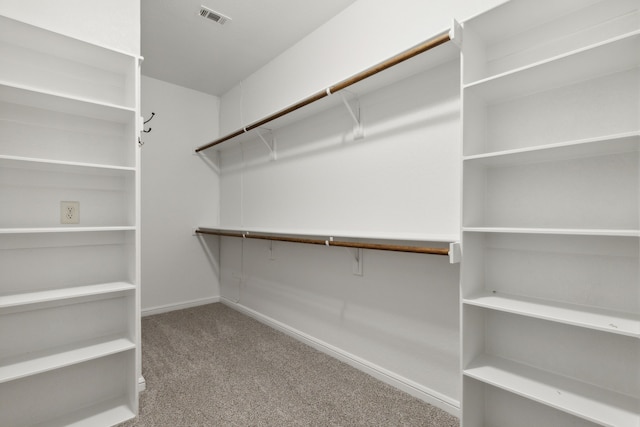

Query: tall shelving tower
[0,15,141,426]
[460,0,640,425]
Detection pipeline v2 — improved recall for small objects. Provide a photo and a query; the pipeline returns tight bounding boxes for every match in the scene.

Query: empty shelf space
[0,282,135,309]
[0,226,136,235]
[462,227,640,237]
[0,82,134,123]
[0,335,135,383]
[462,0,640,84]
[464,30,640,102]
[464,291,640,337]
[463,132,640,165]
[0,154,135,175]
[31,396,135,427]
[464,354,640,427]
[0,14,138,69]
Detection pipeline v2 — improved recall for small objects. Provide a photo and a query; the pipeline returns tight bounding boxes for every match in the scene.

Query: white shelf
[0,14,140,64]
[462,227,640,237]
[0,13,140,426]
[463,0,601,48]
[0,226,136,235]
[0,335,135,383]
[464,291,640,337]
[464,30,640,103]
[464,354,640,427]
[0,82,134,123]
[461,1,640,425]
[0,154,135,175]
[206,225,459,244]
[0,14,137,110]
[204,31,459,150]
[0,282,135,310]
[463,132,640,165]
[32,396,135,427]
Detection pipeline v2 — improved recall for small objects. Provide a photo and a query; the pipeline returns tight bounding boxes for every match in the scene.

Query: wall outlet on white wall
[60,201,80,224]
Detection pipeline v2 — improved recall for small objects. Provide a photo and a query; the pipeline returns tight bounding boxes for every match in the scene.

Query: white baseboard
[220,297,460,417]
[138,376,146,392]
[142,296,220,317]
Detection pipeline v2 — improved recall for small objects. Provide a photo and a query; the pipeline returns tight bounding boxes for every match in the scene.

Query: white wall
[0,0,139,55]
[140,76,221,314]
[218,58,463,413]
[214,0,509,416]
[220,0,507,134]
[219,59,462,237]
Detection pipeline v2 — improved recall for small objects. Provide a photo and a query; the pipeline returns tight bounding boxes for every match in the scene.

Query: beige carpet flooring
[118,303,459,426]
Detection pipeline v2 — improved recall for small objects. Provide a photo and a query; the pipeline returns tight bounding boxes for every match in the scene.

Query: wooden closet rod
[195,228,450,256]
[195,30,452,153]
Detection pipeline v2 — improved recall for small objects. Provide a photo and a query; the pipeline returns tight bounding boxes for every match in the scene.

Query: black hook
[143,112,155,133]
[139,112,155,146]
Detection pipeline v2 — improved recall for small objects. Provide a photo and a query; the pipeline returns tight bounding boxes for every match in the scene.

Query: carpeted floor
[118,303,459,426]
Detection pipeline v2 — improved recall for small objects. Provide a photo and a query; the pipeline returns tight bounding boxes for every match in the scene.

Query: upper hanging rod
[195,29,453,153]
[195,228,450,256]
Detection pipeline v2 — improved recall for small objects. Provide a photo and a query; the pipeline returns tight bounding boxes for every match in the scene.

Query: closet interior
[0,0,638,425]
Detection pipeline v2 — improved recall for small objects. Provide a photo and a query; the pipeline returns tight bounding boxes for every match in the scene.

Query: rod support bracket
[340,91,364,140]
[449,242,461,264]
[269,240,276,260]
[450,19,462,49]
[351,247,363,276]
[255,128,277,160]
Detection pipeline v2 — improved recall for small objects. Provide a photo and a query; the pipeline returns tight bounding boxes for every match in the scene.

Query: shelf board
[462,227,640,237]
[463,132,640,165]
[0,335,135,384]
[0,282,135,310]
[464,30,640,103]
[201,225,459,244]
[464,0,595,46]
[31,396,135,427]
[199,32,459,151]
[0,14,140,70]
[0,155,135,175]
[0,226,136,235]
[465,354,640,427]
[464,291,639,338]
[0,81,135,122]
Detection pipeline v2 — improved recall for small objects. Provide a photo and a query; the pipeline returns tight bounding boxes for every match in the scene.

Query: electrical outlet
[60,201,80,224]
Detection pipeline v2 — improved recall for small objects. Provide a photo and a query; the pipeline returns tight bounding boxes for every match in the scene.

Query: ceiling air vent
[199,6,231,25]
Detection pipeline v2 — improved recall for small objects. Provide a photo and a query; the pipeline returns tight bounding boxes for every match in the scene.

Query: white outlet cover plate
[60,201,80,224]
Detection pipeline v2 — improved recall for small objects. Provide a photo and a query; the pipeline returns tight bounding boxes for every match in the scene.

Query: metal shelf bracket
[255,128,277,160]
[340,91,364,140]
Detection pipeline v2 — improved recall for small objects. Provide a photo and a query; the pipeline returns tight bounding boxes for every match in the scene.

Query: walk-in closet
[1,0,638,425]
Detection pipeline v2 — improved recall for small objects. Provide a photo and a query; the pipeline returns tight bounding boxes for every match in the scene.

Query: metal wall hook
[139,112,155,146]
[143,112,155,133]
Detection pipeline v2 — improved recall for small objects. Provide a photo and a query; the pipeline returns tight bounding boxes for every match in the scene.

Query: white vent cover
[199,6,231,25]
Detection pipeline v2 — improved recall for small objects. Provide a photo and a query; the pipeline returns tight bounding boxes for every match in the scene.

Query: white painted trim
[138,376,146,392]
[220,297,461,417]
[142,296,220,317]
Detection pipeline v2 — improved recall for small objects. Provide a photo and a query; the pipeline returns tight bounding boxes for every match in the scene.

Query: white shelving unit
[0,14,140,427]
[460,0,640,426]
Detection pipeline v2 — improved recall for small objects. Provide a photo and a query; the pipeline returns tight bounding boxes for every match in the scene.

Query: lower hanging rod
[195,228,449,256]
